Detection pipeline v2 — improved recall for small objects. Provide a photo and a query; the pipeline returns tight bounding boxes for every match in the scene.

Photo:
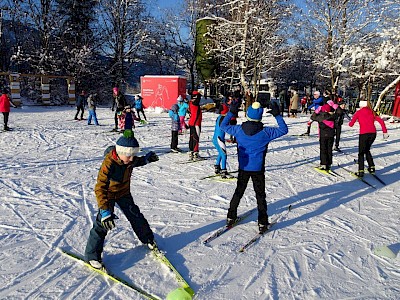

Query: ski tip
[288,205,292,211]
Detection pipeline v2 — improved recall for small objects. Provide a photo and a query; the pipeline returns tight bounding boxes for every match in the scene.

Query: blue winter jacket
[307,96,323,111]
[178,102,189,117]
[135,98,143,110]
[213,115,226,144]
[168,109,180,131]
[220,112,288,172]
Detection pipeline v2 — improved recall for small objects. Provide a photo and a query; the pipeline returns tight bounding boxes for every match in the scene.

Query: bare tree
[303,0,380,93]
[96,0,149,86]
[201,0,291,95]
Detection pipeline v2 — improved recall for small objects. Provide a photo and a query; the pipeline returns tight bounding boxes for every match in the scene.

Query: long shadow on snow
[271,160,400,232]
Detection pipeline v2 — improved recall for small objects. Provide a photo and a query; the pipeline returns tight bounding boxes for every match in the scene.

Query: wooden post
[67,79,76,105]
[41,76,50,105]
[9,73,21,106]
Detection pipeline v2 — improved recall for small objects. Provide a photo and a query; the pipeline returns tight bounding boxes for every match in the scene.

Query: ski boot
[367,166,375,174]
[88,260,106,271]
[188,151,194,161]
[226,217,239,227]
[355,170,364,178]
[258,221,271,234]
[147,240,158,250]
[220,169,234,179]
[214,165,221,175]
[193,152,202,161]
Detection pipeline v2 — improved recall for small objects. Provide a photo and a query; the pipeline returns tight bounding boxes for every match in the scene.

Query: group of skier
[299,89,388,178]
[73,86,387,274]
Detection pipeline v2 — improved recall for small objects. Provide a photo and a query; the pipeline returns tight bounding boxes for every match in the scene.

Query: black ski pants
[334,124,342,148]
[227,170,268,225]
[358,133,376,171]
[171,130,178,149]
[319,136,334,167]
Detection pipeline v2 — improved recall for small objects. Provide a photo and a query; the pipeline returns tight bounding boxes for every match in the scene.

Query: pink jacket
[349,107,387,134]
[0,93,11,113]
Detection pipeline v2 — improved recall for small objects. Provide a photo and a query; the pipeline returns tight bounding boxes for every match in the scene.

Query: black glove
[270,102,280,117]
[145,151,159,163]
[229,100,239,115]
[100,209,117,231]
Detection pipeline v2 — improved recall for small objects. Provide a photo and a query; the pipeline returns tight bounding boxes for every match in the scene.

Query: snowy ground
[0,105,399,300]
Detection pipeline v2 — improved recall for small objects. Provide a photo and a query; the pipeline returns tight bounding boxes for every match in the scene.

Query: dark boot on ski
[226,217,238,227]
[220,169,233,179]
[368,166,375,174]
[333,146,341,151]
[355,170,364,178]
[214,165,221,174]
[192,152,202,161]
[300,132,310,136]
[258,223,270,234]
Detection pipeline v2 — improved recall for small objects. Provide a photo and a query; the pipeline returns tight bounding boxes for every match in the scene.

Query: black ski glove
[270,102,280,117]
[229,100,240,115]
[145,151,159,163]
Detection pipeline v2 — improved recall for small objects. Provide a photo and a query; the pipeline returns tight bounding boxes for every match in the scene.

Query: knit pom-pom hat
[116,130,139,157]
[246,102,263,121]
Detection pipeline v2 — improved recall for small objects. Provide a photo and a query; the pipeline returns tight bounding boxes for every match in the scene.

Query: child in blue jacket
[134,95,147,122]
[212,102,231,178]
[220,102,288,233]
[168,104,182,152]
[177,96,189,134]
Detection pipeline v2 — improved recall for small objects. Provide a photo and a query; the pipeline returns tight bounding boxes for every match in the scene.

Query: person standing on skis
[84,130,159,269]
[220,101,288,233]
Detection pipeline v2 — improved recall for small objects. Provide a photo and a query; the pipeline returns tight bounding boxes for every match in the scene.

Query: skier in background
[301,90,324,136]
[134,95,147,123]
[349,100,388,177]
[84,130,159,269]
[220,101,288,233]
[212,102,232,178]
[0,87,17,131]
[177,95,189,134]
[87,92,99,126]
[188,91,203,160]
[111,87,127,131]
[311,101,337,172]
[74,90,86,120]
[168,103,182,152]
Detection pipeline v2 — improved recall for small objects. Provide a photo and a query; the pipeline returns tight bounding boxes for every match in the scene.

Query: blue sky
[155,0,180,9]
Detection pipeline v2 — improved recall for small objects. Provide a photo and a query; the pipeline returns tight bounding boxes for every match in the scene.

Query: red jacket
[393,82,400,118]
[188,101,202,126]
[349,107,387,134]
[0,93,11,112]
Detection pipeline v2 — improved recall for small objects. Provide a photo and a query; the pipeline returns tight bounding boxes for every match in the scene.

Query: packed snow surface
[0,106,399,299]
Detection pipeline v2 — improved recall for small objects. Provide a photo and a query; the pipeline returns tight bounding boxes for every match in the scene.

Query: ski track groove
[243,248,277,293]
[1,201,78,295]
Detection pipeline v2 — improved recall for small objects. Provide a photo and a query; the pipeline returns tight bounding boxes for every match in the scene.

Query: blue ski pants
[84,194,154,262]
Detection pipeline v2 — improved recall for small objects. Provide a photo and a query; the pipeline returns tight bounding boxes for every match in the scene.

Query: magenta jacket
[349,107,387,134]
[0,93,11,112]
